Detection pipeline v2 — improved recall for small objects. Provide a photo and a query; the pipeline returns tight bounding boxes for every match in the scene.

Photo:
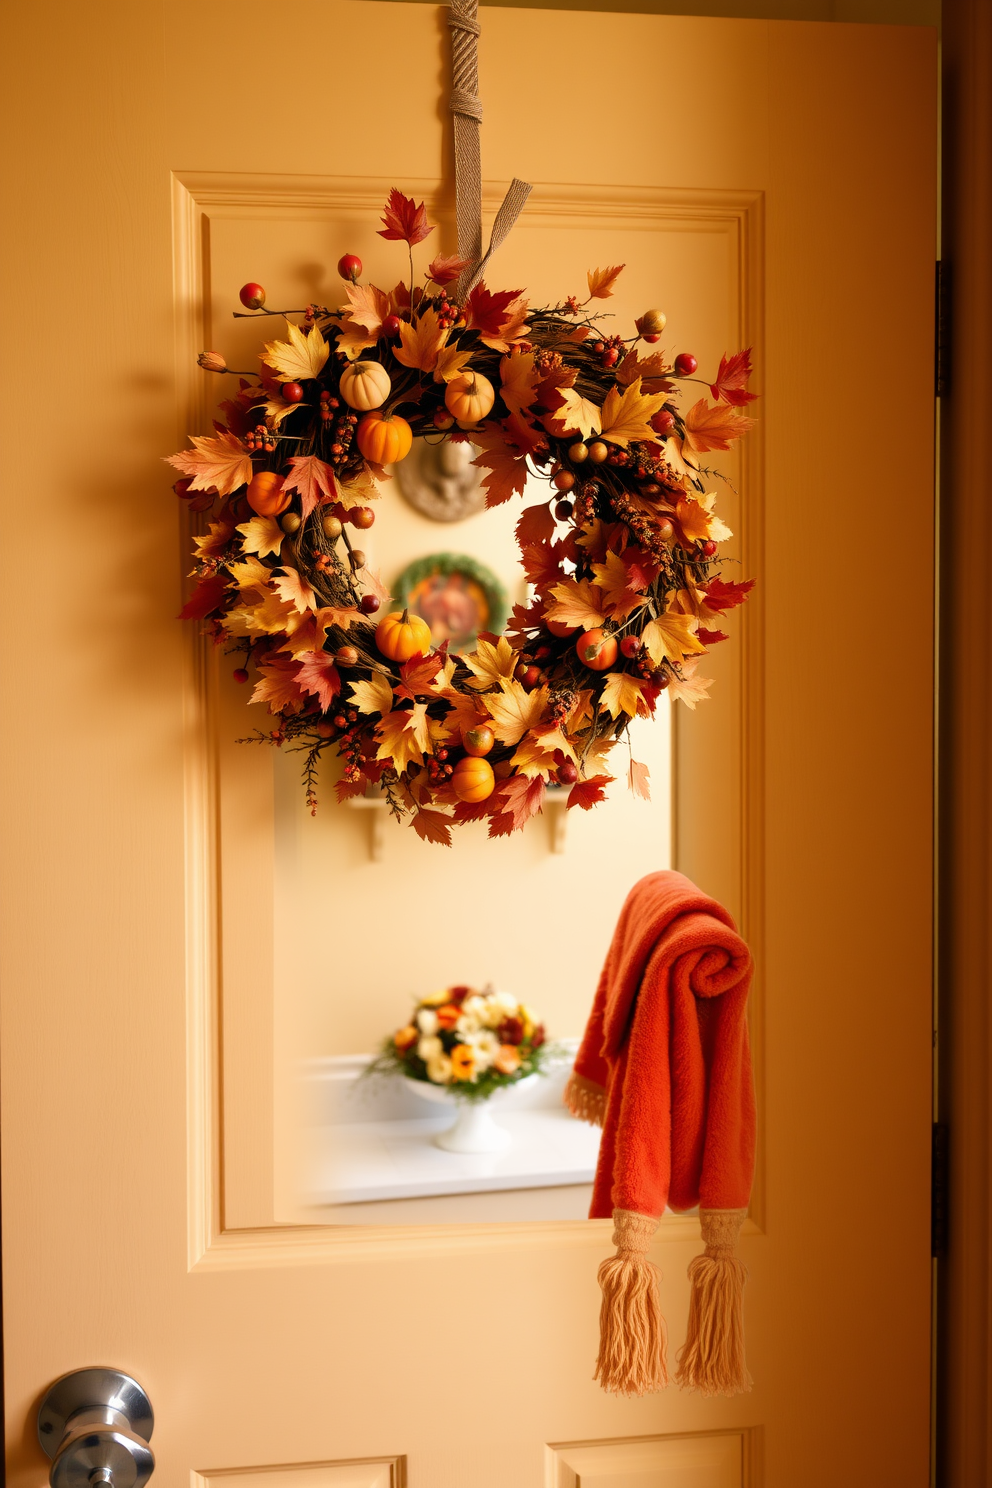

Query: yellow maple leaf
[261,320,330,382]
[165,431,253,496]
[236,515,284,559]
[582,736,617,775]
[641,612,707,667]
[551,387,602,440]
[511,735,559,780]
[238,587,297,636]
[227,555,271,591]
[531,724,579,766]
[499,351,539,418]
[598,377,667,447]
[587,264,625,299]
[263,394,305,427]
[462,634,519,691]
[350,671,394,716]
[696,491,733,542]
[433,343,475,384]
[335,316,378,361]
[193,520,236,560]
[676,498,712,544]
[393,307,448,373]
[336,465,383,510]
[601,672,652,719]
[441,690,489,739]
[483,679,549,747]
[376,703,431,771]
[545,578,607,630]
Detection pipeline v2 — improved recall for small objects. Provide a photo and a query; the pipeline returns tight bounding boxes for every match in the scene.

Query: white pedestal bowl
[401,1076,536,1154]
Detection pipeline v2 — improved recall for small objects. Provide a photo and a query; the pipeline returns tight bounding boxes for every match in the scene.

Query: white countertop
[309,1106,602,1205]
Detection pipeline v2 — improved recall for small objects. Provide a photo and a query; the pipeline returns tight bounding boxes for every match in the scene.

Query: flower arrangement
[370,984,552,1103]
[168,188,756,843]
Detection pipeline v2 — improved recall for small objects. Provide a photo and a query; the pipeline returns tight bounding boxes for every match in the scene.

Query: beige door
[2,5,935,1486]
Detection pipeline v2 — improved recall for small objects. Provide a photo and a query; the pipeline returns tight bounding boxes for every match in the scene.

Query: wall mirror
[180,174,754,1232]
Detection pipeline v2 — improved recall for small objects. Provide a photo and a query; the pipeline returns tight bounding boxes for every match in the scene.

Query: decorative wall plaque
[393,552,508,651]
[395,436,486,522]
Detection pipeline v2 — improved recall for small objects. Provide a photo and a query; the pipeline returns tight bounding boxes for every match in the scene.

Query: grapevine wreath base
[169,189,756,845]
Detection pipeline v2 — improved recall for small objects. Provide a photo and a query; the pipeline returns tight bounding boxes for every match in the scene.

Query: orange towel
[566,869,756,1397]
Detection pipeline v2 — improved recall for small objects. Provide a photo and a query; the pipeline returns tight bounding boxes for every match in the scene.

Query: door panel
[1,5,935,1486]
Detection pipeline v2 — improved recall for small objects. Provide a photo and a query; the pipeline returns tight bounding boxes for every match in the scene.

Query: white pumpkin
[339,359,392,411]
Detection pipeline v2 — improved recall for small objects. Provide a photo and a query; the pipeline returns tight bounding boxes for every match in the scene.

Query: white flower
[426,1053,452,1084]
[455,1008,482,1035]
[417,1036,442,1063]
[493,990,519,1013]
[463,1030,500,1070]
[480,1001,508,1030]
[417,1008,439,1036]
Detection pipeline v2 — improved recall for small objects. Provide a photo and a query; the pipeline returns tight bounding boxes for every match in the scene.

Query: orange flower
[494,1044,521,1075]
[435,1004,462,1030]
[394,1025,418,1052]
[450,1044,476,1081]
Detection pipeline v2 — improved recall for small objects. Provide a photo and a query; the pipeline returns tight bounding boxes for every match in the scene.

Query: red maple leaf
[452,795,500,825]
[394,651,444,701]
[283,456,337,522]
[464,282,523,339]
[709,348,757,406]
[295,651,341,711]
[411,809,453,846]
[179,571,229,620]
[505,598,546,648]
[488,775,546,837]
[520,541,567,593]
[702,576,755,613]
[622,546,661,591]
[335,776,368,804]
[697,626,729,646]
[515,502,556,546]
[378,188,434,246]
[428,253,470,286]
[567,775,613,811]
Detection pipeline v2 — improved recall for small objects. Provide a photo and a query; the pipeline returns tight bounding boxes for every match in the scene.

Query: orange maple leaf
[472,433,530,509]
[294,651,342,711]
[682,399,757,454]
[166,431,252,497]
[342,282,390,334]
[250,655,305,714]
[394,306,448,372]
[587,264,625,299]
[499,351,539,419]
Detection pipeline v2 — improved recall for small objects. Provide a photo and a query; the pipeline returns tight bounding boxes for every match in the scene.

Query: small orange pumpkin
[375,607,432,662]
[444,371,495,428]
[452,755,495,803]
[339,359,391,411]
[355,410,413,464]
[246,470,290,516]
[576,628,618,671]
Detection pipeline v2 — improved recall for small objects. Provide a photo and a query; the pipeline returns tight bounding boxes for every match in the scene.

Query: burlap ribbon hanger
[447,0,532,300]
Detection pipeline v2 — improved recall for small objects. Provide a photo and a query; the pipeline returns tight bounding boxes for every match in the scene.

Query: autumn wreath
[169,189,756,844]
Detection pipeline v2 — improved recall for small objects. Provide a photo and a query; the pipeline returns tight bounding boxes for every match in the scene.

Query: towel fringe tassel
[564,1071,606,1127]
[595,1210,668,1395]
[675,1208,752,1396]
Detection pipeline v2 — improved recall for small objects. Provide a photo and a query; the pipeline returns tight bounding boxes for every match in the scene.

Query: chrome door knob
[38,1368,154,1488]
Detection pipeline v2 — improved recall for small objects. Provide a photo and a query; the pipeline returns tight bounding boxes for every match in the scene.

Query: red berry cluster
[245,423,276,453]
[433,295,462,331]
[319,390,340,424]
[426,747,455,786]
[592,334,626,369]
[328,410,359,467]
